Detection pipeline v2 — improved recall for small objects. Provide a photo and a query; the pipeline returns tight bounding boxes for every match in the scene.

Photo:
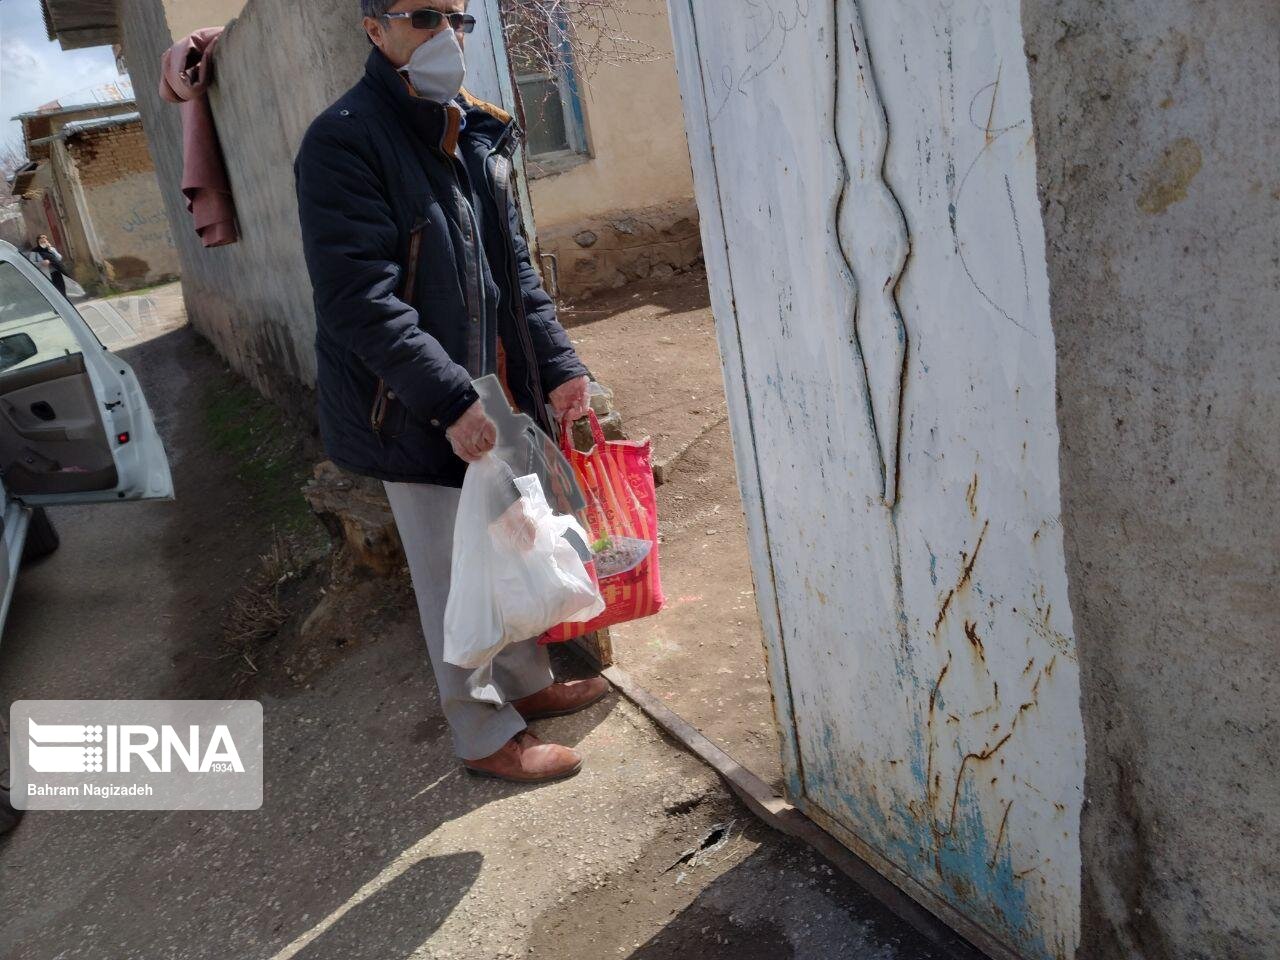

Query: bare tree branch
[499,0,662,87]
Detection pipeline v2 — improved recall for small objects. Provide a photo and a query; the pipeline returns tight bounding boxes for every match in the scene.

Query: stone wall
[539,198,701,299]
[1024,1,1280,956]
[66,121,181,288]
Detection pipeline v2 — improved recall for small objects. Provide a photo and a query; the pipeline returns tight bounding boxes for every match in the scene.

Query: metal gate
[665,3,1085,957]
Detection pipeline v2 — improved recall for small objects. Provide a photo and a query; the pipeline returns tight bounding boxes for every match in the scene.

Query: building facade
[36,0,700,401]
[512,0,702,297]
[9,96,180,293]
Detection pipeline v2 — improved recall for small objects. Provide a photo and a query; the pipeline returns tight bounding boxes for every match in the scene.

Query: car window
[0,261,83,373]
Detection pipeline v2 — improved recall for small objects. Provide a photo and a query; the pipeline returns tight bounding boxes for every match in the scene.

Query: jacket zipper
[371,222,425,438]
[437,151,487,376]
[486,128,550,435]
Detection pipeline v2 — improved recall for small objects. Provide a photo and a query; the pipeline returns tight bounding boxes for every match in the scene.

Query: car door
[0,242,172,506]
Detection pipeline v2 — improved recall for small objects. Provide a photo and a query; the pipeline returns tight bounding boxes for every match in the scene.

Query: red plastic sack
[541,411,664,642]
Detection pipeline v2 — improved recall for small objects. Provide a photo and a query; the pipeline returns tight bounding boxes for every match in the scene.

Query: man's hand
[446,400,497,463]
[490,498,538,552]
[549,375,591,422]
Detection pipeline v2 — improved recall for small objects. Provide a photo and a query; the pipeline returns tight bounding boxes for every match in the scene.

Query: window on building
[506,12,589,170]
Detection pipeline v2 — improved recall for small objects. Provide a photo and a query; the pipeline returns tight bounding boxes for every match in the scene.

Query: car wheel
[21,507,59,564]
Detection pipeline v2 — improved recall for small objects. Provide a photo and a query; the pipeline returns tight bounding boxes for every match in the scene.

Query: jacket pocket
[401,219,426,303]
[370,380,408,439]
[371,220,428,440]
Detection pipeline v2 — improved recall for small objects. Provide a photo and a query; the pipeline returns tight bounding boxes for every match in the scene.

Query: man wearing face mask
[294,0,605,783]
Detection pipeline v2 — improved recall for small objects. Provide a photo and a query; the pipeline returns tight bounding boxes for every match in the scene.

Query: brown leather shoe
[513,676,610,721]
[463,731,583,783]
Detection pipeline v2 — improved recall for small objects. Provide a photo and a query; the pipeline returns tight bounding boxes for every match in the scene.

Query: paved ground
[0,285,963,959]
[563,273,782,790]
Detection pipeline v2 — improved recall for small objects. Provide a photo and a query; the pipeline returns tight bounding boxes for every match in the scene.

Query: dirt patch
[619,420,782,789]
[560,267,726,470]
[1136,137,1203,214]
[229,554,420,698]
[159,333,340,697]
[201,370,323,537]
[565,270,784,790]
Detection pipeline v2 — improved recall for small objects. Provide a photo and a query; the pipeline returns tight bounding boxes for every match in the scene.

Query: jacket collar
[362,46,451,151]
[459,89,515,150]
[362,47,517,156]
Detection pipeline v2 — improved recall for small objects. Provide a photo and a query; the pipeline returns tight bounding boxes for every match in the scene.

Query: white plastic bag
[444,454,604,672]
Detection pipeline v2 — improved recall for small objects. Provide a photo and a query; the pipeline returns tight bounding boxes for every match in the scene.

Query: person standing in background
[32,235,67,297]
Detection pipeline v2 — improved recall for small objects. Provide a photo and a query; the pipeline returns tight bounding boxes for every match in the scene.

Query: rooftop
[11,79,133,121]
[26,110,142,151]
[62,111,143,137]
[39,0,120,51]
[12,97,136,124]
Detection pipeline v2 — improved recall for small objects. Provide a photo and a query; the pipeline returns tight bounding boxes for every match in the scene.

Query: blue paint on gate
[806,718,1051,960]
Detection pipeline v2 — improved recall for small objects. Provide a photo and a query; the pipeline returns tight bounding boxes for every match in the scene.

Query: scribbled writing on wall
[708,0,814,122]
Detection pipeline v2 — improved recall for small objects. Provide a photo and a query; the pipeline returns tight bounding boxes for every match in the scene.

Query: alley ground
[0,283,968,959]
[561,274,782,790]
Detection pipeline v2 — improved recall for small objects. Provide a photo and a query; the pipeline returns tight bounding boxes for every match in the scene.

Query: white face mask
[402,27,466,103]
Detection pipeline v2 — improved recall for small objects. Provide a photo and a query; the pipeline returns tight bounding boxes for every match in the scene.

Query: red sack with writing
[541,411,664,642]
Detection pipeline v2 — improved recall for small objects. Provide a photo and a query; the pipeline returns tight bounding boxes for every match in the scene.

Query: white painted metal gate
[664,3,1084,957]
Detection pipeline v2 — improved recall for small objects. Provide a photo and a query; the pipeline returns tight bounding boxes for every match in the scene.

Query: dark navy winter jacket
[294,49,588,486]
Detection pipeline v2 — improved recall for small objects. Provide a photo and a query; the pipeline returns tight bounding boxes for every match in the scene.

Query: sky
[0,0,125,152]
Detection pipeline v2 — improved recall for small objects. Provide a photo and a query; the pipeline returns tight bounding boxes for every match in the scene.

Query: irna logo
[27,719,245,774]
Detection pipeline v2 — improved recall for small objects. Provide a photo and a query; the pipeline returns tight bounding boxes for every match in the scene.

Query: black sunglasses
[381,9,477,33]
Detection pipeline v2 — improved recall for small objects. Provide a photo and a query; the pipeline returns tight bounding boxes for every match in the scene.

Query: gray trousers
[384,481,555,760]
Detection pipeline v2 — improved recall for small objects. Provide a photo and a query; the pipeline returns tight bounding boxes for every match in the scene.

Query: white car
[0,240,174,830]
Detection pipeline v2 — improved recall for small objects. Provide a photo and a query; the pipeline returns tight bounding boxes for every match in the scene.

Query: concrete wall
[198,0,370,401]
[67,122,181,287]
[118,0,363,411]
[527,0,699,297]
[1023,1,1280,957]
[163,0,245,38]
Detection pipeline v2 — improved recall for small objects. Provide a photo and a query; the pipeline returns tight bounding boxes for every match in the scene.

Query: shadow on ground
[558,269,712,330]
[525,803,971,960]
[0,324,615,958]
[0,293,977,960]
